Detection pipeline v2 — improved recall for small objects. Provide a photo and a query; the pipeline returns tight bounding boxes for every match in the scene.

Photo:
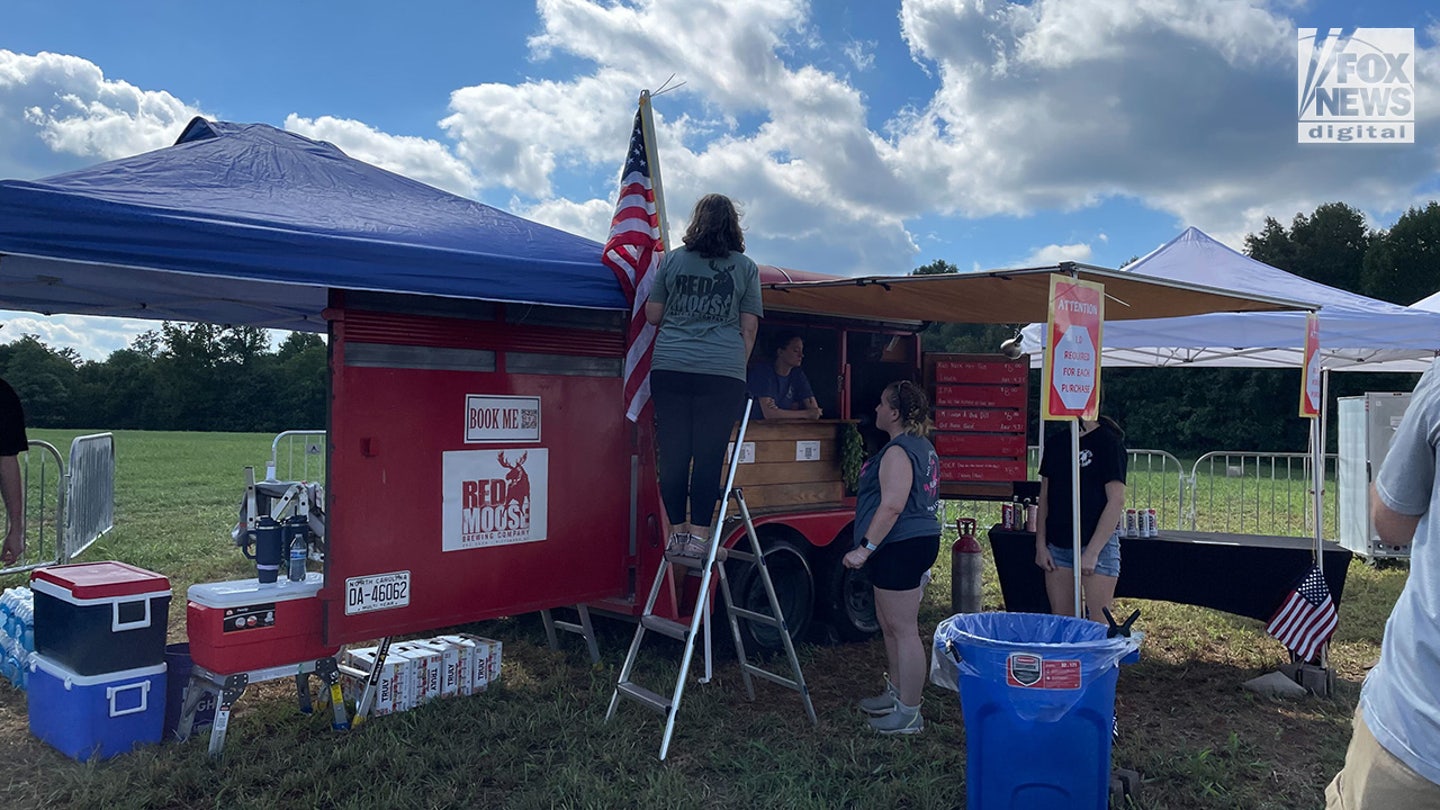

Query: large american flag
[601,108,664,422]
[1265,564,1338,662]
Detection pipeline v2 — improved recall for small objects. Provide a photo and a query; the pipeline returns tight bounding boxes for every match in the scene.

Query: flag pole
[638,91,670,250]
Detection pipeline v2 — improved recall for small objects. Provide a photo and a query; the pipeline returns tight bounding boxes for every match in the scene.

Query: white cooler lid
[188,572,325,607]
[30,653,166,686]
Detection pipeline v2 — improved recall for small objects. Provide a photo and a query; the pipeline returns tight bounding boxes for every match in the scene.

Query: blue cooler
[937,612,1140,810]
[28,653,166,761]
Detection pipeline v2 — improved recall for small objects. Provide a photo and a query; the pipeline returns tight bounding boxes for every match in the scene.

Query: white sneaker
[868,706,924,735]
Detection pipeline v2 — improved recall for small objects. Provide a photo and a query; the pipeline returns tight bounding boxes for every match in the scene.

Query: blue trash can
[936,612,1140,810]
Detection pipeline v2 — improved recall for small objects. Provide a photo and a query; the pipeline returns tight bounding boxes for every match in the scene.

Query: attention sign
[1041,275,1104,421]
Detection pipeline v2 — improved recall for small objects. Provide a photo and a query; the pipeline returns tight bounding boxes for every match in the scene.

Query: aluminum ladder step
[640,614,690,641]
[615,681,672,715]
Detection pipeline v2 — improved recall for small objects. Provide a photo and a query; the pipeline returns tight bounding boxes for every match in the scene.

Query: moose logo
[496,451,531,524]
[442,449,549,551]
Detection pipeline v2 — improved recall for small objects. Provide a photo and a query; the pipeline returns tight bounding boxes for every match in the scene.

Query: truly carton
[462,634,503,691]
[414,638,461,699]
[394,642,441,704]
[437,634,478,696]
[344,646,401,716]
[386,645,427,710]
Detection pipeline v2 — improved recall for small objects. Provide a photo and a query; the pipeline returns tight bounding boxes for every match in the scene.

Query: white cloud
[891,0,1440,238]
[844,40,877,72]
[1019,242,1093,266]
[0,50,204,179]
[284,114,480,198]
[0,312,158,362]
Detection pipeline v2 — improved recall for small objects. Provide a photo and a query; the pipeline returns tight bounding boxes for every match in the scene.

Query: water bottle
[287,533,308,582]
[19,602,33,652]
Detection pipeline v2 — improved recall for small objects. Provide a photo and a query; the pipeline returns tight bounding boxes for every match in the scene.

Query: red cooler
[31,562,172,676]
[186,573,338,674]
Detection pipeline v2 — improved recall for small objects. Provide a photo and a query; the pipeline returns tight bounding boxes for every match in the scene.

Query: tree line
[919,201,1440,457]
[0,324,326,433]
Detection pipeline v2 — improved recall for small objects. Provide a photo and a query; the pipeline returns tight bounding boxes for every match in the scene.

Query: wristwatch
[863,541,880,552]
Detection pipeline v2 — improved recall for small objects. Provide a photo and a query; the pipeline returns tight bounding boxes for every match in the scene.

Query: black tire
[818,540,879,642]
[724,535,814,653]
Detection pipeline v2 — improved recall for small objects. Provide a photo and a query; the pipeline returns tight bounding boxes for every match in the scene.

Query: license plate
[344,571,411,615]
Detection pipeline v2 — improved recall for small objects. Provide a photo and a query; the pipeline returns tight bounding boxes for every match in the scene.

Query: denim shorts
[1047,532,1121,577]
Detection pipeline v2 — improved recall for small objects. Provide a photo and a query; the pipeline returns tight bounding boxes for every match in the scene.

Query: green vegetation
[0,431,1411,809]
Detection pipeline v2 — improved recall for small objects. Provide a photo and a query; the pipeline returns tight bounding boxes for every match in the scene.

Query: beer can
[1001,502,1015,530]
[1124,508,1138,539]
[1145,508,1158,538]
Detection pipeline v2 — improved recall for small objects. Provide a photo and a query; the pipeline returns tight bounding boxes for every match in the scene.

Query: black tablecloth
[987,527,1352,622]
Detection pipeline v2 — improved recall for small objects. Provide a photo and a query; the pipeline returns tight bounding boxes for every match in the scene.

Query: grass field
[0,430,1409,809]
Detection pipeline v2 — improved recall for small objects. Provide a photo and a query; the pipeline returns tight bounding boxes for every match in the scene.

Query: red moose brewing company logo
[442,448,549,551]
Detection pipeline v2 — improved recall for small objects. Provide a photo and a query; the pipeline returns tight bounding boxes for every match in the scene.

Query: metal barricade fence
[1,434,118,576]
[11,441,65,575]
[937,446,1335,542]
[65,433,115,561]
[266,430,327,482]
[1186,451,1338,538]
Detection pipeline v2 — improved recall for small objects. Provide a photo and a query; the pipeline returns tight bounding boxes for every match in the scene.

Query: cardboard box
[343,646,401,716]
[437,634,478,696]
[414,638,461,698]
[461,634,503,691]
[392,643,440,705]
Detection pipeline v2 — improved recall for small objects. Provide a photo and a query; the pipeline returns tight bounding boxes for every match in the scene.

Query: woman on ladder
[645,193,762,559]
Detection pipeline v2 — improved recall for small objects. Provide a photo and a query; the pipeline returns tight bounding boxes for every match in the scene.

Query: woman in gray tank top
[843,380,941,735]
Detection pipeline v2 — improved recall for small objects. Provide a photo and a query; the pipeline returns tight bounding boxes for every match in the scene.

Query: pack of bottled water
[0,586,34,690]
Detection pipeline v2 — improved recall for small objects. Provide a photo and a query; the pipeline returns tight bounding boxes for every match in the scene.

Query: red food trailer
[321,270,1031,652]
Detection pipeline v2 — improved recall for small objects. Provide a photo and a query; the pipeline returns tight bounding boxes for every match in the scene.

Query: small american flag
[1265,564,1338,662]
[601,107,664,422]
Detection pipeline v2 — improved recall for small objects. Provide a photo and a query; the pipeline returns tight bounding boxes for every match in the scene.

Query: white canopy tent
[1018,227,1440,372]
[1014,227,1440,630]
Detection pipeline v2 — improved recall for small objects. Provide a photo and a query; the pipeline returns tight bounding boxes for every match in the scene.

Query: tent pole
[1071,419,1083,619]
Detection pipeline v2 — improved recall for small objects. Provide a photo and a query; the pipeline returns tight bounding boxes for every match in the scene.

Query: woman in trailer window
[747,331,821,420]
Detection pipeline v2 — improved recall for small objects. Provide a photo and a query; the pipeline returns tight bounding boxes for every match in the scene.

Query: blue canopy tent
[0,120,1319,335]
[0,118,626,332]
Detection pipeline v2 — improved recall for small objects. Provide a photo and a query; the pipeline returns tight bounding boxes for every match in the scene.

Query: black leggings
[650,370,746,530]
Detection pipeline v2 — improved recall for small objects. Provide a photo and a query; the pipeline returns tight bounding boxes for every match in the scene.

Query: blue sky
[1,0,1437,359]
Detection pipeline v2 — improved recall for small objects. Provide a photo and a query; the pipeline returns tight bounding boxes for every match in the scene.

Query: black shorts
[868,535,940,591]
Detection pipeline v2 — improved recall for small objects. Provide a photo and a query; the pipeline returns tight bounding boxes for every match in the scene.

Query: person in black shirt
[1034,416,1127,622]
[0,377,28,566]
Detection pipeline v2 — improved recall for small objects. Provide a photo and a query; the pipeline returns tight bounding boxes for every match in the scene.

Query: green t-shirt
[648,248,763,380]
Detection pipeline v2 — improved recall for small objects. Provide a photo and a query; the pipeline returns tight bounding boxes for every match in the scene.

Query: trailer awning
[761,263,1319,324]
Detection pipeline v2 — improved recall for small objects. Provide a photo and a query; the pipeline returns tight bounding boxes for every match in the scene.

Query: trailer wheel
[819,540,879,642]
[725,536,814,653]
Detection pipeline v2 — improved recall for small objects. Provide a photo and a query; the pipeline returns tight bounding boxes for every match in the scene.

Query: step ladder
[605,399,818,760]
[541,605,601,664]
